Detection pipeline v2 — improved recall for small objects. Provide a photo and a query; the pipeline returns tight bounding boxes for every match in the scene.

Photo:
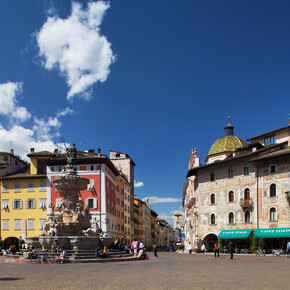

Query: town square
[1,0,290,289]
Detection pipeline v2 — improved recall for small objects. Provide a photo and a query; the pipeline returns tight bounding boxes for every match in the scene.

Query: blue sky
[1,0,290,225]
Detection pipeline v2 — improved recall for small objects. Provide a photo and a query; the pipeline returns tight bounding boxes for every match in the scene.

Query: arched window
[228,191,234,203]
[270,207,277,221]
[245,210,250,223]
[210,214,216,225]
[244,188,250,205]
[210,194,215,205]
[270,184,276,197]
[229,212,234,224]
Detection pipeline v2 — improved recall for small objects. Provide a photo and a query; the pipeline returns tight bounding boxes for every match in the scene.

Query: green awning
[254,228,290,238]
[218,229,252,239]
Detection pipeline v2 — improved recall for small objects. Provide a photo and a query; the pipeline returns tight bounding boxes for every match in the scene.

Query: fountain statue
[25,143,111,251]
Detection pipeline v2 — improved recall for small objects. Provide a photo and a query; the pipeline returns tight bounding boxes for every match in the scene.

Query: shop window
[210,194,215,205]
[229,212,234,224]
[245,211,251,223]
[270,184,276,197]
[228,191,234,203]
[210,214,216,225]
[270,207,277,221]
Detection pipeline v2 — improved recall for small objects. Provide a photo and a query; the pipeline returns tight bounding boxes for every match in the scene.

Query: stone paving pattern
[0,252,289,289]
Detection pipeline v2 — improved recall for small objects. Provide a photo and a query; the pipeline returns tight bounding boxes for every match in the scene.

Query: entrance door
[244,188,250,206]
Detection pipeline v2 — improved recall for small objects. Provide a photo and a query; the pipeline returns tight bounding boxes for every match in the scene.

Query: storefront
[254,228,290,251]
[217,229,253,253]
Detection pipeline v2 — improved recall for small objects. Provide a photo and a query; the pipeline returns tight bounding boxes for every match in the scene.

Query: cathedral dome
[207,117,248,157]
[208,136,248,156]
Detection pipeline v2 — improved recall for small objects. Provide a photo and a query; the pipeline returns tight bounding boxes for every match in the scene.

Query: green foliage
[250,237,259,253]
[19,239,25,249]
[218,238,224,250]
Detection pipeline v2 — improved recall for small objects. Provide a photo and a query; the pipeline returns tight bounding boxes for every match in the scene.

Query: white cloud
[37,1,115,100]
[134,180,144,188]
[142,196,182,204]
[158,209,183,226]
[0,82,31,122]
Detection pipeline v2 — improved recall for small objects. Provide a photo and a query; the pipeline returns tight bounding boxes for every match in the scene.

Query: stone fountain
[25,143,112,251]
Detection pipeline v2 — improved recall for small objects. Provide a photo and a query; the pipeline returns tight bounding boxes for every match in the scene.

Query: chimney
[10,149,14,155]
[98,148,101,157]
[88,149,95,155]
[30,148,35,154]
[54,149,58,155]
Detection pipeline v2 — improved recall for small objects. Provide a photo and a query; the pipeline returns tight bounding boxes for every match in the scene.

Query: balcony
[240,198,253,210]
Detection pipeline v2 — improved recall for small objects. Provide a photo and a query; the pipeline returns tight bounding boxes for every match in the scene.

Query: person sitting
[55,248,66,264]
[99,246,109,258]
[51,240,60,254]
[23,247,32,259]
[138,248,148,260]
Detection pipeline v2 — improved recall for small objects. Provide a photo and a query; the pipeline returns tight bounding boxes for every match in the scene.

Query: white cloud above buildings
[158,209,184,225]
[36,1,115,100]
[0,82,71,160]
[142,196,182,204]
[0,82,31,122]
[134,180,144,188]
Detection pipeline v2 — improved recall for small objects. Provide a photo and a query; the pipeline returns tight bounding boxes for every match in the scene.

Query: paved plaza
[0,251,289,289]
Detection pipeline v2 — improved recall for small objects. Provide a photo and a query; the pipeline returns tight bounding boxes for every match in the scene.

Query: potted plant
[250,237,258,254]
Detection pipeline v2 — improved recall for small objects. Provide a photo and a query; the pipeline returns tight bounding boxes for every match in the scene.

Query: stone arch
[202,232,218,252]
[4,237,19,249]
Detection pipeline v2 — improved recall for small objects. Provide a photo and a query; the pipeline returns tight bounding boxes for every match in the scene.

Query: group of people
[0,244,19,256]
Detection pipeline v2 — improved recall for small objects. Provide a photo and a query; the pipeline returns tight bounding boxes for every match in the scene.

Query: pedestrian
[152,242,158,258]
[214,242,220,258]
[228,240,234,260]
[55,248,66,264]
[139,240,144,249]
[133,239,138,256]
[201,243,206,254]
[188,242,192,254]
[287,240,290,258]
[52,240,60,254]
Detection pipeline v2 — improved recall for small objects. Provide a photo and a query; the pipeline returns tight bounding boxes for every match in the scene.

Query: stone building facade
[183,120,290,252]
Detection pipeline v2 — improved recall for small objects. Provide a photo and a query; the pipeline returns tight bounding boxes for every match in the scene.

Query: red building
[46,149,119,237]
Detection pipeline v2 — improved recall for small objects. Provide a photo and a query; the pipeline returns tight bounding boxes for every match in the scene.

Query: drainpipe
[256,164,259,229]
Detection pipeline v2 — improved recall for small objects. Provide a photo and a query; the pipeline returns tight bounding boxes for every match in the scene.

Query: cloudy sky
[1,0,290,224]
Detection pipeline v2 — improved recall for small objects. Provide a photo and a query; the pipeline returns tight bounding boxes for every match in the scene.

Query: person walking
[133,239,138,256]
[188,242,192,255]
[201,243,206,254]
[228,240,234,259]
[152,242,158,258]
[287,240,290,258]
[214,242,220,258]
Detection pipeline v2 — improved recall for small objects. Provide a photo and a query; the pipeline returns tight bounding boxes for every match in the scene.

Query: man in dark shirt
[228,241,234,259]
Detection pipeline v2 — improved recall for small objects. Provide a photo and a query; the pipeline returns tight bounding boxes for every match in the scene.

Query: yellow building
[0,149,52,248]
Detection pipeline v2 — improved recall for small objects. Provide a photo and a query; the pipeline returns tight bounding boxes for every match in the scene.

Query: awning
[254,228,290,238]
[218,229,252,239]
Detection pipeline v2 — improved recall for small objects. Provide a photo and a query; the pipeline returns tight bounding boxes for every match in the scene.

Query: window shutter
[93,198,98,209]
[26,200,29,209]
[12,200,15,209]
[33,199,36,209]
[20,200,23,209]
[85,199,88,208]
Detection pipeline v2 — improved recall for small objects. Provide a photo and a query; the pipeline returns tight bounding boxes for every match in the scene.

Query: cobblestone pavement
[0,251,289,289]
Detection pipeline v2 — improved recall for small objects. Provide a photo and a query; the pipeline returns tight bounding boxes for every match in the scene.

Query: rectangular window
[28,183,34,192]
[270,165,276,174]
[26,199,36,209]
[265,135,276,146]
[39,198,46,209]
[55,198,63,209]
[12,199,23,209]
[125,216,127,223]
[40,182,46,192]
[14,219,21,230]
[228,168,234,179]
[90,165,94,171]
[39,219,46,230]
[87,179,95,191]
[210,172,215,182]
[2,199,8,209]
[244,166,250,176]
[2,219,9,230]
[107,200,110,210]
[2,183,8,193]
[116,185,119,192]
[14,183,21,192]
[28,219,34,230]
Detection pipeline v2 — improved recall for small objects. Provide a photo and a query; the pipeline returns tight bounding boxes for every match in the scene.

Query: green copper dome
[208,136,248,156]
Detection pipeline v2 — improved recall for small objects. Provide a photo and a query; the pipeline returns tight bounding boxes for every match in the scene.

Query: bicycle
[256,247,265,256]
[30,251,54,264]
